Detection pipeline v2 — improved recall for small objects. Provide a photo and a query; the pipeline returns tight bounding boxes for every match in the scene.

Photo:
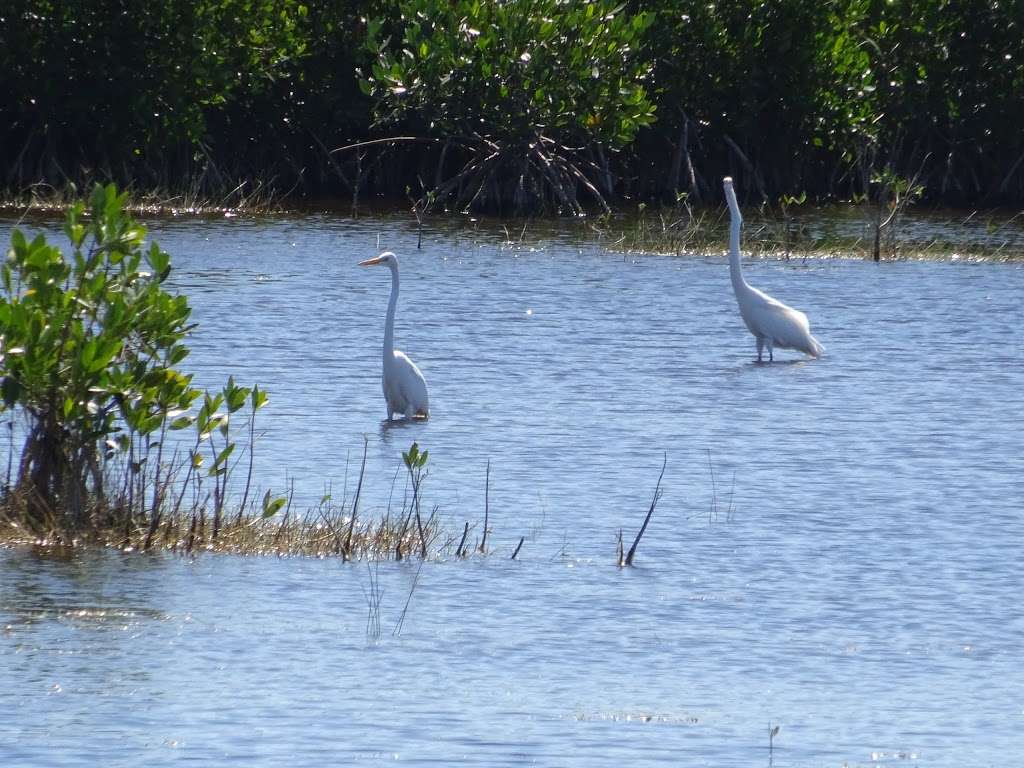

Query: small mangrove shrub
[399,441,430,559]
[869,166,926,260]
[0,184,273,539]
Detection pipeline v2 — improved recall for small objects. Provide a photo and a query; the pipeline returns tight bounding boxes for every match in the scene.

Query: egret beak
[358,256,386,267]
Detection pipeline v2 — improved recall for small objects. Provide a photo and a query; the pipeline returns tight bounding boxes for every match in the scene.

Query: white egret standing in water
[723,177,824,362]
[358,252,430,420]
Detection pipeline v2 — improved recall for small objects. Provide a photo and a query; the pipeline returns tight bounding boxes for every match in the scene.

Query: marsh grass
[0,426,494,562]
[0,178,287,217]
[5,182,1022,262]
[590,200,1024,262]
[0,472,447,560]
[706,450,736,526]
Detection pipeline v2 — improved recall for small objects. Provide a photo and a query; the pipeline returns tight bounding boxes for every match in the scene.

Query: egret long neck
[383,263,398,361]
[727,196,749,293]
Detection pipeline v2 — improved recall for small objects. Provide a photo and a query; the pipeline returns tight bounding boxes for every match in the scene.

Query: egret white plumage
[358,251,430,420]
[723,177,824,362]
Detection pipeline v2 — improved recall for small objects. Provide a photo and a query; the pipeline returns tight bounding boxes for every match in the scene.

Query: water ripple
[1,214,1022,766]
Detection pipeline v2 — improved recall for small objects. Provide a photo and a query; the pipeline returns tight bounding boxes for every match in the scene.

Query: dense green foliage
[2,0,1022,210]
[1,185,270,535]
[362,0,655,211]
[638,0,854,200]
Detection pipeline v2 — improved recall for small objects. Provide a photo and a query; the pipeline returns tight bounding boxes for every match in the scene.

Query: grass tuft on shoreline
[0,487,457,560]
[588,201,1024,262]
[0,180,288,218]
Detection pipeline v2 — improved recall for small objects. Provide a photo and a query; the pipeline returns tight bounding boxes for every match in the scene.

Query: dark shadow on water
[727,357,817,373]
[752,358,812,368]
[378,416,430,442]
[0,548,170,631]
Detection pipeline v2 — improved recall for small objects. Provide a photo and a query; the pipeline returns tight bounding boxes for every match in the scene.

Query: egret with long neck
[358,251,430,419]
[724,177,824,362]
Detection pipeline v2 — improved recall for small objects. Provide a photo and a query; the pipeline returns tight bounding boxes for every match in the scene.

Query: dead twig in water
[769,723,781,767]
[480,459,490,553]
[621,453,667,567]
[511,536,525,560]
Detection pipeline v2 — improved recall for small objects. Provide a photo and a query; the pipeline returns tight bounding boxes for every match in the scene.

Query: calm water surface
[2,212,1023,766]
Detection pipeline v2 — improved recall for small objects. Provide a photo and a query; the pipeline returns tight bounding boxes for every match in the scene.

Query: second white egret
[723,177,824,362]
[358,251,430,420]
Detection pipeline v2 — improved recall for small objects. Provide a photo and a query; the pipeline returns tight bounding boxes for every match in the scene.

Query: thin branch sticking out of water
[480,458,490,554]
[620,453,667,567]
[343,437,369,559]
[456,521,470,558]
[769,723,781,767]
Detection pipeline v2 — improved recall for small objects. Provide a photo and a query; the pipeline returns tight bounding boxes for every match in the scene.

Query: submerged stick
[511,536,524,560]
[480,459,490,553]
[624,453,667,566]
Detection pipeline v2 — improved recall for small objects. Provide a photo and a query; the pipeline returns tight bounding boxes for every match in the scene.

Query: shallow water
[2,212,1023,766]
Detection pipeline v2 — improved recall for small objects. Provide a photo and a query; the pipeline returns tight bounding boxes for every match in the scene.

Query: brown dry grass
[0,491,456,560]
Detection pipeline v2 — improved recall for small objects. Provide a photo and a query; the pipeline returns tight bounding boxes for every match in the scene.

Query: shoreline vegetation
[4,187,1023,263]
[4,1,1023,217]
[589,198,1024,262]
[0,186,464,560]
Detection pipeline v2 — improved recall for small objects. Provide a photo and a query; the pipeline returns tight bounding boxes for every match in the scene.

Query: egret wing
[393,350,430,415]
[752,292,820,353]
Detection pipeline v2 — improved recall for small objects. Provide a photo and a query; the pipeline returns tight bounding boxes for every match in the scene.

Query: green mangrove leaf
[262,490,287,518]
